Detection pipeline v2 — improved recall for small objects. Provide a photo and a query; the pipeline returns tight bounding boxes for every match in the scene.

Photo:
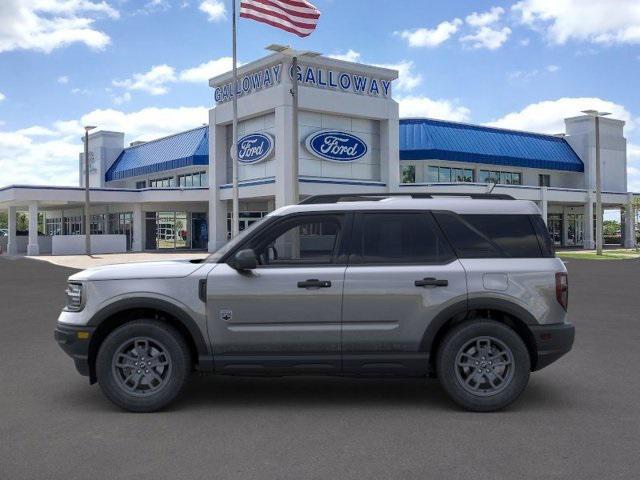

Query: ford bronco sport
[55,193,574,412]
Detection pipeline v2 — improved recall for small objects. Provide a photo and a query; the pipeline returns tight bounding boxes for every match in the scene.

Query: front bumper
[54,323,96,377]
[530,322,575,371]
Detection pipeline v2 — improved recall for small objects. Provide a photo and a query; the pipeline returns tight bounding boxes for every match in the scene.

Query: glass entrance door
[566,214,584,247]
[547,214,563,246]
[226,211,268,239]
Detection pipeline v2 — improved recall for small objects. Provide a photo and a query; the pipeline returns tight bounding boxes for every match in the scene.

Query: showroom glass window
[427,166,473,183]
[479,170,522,185]
[401,165,416,184]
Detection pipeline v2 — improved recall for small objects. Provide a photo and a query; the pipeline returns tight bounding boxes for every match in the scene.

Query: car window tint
[462,214,542,258]
[352,212,454,264]
[530,214,555,258]
[433,211,502,258]
[253,217,341,266]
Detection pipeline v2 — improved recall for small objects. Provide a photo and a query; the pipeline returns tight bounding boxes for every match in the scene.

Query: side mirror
[231,249,257,271]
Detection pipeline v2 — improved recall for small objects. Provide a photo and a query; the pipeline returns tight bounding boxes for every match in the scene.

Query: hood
[68,259,205,282]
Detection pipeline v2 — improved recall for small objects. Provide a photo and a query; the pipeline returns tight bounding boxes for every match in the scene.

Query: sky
[1,0,639,194]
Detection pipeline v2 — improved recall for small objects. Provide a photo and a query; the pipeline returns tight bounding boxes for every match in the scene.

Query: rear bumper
[530,322,575,371]
[54,323,95,377]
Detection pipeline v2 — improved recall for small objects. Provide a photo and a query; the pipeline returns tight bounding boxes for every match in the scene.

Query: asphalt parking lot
[1,256,639,480]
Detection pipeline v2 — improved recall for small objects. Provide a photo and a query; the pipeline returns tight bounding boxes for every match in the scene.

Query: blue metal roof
[105,126,209,181]
[399,118,584,172]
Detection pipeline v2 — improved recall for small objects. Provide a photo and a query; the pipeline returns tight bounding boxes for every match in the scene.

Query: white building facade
[0,53,637,255]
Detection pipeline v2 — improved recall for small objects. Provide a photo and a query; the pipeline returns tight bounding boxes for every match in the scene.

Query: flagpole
[291,55,299,204]
[231,0,240,238]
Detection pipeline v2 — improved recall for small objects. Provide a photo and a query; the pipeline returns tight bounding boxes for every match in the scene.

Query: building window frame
[479,169,522,185]
[177,171,207,188]
[149,177,175,188]
[539,174,551,187]
[401,165,416,184]
[427,165,474,183]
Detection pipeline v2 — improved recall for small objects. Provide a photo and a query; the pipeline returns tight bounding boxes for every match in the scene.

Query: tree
[0,211,6,230]
[603,220,620,237]
[17,213,28,232]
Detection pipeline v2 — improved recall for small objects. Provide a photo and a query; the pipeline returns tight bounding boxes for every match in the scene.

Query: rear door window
[350,212,455,264]
[434,212,545,258]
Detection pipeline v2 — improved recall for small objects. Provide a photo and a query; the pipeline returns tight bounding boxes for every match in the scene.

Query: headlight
[64,283,84,311]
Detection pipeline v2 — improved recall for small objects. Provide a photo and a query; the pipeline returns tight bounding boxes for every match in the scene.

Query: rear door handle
[415,277,448,287]
[297,279,332,289]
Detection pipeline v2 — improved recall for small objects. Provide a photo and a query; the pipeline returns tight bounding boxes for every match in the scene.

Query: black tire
[96,320,191,412]
[436,319,530,412]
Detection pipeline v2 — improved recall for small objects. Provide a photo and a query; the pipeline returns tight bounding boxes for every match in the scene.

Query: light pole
[83,125,96,255]
[581,110,610,255]
[266,44,320,205]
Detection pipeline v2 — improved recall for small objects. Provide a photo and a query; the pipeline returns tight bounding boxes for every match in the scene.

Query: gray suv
[55,193,574,412]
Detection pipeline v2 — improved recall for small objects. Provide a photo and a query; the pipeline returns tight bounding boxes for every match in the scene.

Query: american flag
[240,0,321,38]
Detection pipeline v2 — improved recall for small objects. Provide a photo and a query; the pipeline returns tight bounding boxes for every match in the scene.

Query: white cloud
[486,97,635,134]
[0,92,5,102]
[508,64,560,81]
[328,50,362,63]
[513,0,640,45]
[398,96,471,122]
[0,106,209,187]
[113,64,177,95]
[461,26,511,50]
[373,60,422,93]
[326,53,422,93]
[466,7,504,27]
[179,56,234,82]
[112,57,235,97]
[627,144,640,192]
[520,38,531,46]
[508,69,539,81]
[396,19,463,47]
[16,126,57,136]
[0,0,119,54]
[57,75,69,84]
[199,0,226,22]
[113,91,132,105]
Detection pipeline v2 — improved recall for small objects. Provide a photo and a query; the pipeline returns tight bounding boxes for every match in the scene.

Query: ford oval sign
[234,133,274,164]
[305,130,367,162]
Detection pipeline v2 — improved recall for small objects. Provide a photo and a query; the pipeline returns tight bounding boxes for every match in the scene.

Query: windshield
[206,215,272,263]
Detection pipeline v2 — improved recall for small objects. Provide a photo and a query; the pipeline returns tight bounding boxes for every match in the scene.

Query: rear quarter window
[433,212,547,258]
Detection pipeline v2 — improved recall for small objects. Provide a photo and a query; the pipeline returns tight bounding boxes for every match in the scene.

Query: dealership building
[0,52,637,255]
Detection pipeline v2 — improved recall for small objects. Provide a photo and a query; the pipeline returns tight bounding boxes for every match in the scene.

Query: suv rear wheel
[96,320,191,412]
[436,319,530,412]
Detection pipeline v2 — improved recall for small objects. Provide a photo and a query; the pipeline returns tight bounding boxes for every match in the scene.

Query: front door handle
[297,279,332,289]
[415,277,448,287]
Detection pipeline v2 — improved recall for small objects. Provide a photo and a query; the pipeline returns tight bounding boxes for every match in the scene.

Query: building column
[132,204,143,252]
[381,116,400,192]
[274,104,296,208]
[27,203,40,256]
[623,193,636,248]
[209,115,230,252]
[7,206,18,255]
[584,195,595,250]
[538,187,548,225]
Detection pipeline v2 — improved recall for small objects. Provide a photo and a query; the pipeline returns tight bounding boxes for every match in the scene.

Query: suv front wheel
[437,319,530,412]
[96,320,191,412]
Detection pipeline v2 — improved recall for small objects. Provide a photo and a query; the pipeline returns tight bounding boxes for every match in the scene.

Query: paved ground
[0,256,639,480]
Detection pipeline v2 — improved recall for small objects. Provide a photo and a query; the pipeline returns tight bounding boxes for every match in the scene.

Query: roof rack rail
[298,192,515,205]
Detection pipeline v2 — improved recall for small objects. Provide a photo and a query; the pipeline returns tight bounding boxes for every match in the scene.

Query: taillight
[555,272,568,310]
